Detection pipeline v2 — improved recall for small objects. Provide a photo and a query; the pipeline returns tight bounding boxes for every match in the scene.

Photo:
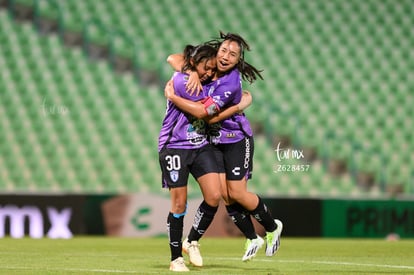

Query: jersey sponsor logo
[244,138,251,169]
[170,241,180,247]
[169,170,179,182]
[188,136,205,144]
[232,167,240,176]
[187,119,206,145]
[226,133,236,138]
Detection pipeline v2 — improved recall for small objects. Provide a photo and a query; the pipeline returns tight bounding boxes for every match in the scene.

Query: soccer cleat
[242,235,264,261]
[182,238,203,267]
[265,219,283,256]
[169,257,189,272]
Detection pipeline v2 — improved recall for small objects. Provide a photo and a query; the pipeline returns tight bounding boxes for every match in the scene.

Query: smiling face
[216,40,241,73]
[194,58,217,83]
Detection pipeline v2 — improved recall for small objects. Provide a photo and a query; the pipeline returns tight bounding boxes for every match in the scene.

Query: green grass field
[0,237,413,274]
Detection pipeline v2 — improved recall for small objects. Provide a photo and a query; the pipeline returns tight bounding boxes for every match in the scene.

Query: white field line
[281,259,414,270]
[212,257,414,270]
[0,266,140,274]
[1,257,413,273]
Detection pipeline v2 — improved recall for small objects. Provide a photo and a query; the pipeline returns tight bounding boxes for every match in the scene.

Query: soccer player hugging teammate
[159,43,250,272]
[166,31,283,265]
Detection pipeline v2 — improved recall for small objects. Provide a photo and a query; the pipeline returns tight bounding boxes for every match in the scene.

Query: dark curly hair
[181,44,217,73]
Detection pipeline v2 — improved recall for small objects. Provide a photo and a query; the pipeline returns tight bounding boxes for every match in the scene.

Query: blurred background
[0,0,413,238]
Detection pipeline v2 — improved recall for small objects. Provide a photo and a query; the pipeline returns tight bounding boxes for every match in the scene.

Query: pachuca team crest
[169,170,179,182]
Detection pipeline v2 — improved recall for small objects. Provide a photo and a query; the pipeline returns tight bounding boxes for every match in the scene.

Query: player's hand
[164,80,175,99]
[186,71,202,96]
[238,90,252,111]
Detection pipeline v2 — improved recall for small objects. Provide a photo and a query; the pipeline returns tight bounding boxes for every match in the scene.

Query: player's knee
[204,191,221,207]
[228,188,246,202]
[172,202,187,214]
[211,191,222,206]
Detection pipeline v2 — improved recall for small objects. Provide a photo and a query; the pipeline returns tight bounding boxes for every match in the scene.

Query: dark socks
[250,196,277,232]
[226,203,257,239]
[187,200,218,242]
[167,212,184,261]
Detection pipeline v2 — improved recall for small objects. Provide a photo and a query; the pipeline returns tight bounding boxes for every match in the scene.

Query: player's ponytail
[237,59,264,84]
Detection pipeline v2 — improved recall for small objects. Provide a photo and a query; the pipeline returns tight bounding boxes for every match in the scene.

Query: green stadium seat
[1,0,412,196]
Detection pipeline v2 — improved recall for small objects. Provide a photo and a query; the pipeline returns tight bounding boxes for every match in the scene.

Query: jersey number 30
[165,155,181,171]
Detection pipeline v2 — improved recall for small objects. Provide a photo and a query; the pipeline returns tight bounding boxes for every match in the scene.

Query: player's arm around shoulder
[205,90,252,124]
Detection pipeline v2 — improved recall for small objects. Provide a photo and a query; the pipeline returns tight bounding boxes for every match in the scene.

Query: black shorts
[213,136,254,181]
[159,144,219,188]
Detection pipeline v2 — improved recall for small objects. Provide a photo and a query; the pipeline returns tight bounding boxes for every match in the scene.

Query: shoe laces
[189,241,200,252]
[178,257,185,264]
[173,257,185,265]
[171,257,189,271]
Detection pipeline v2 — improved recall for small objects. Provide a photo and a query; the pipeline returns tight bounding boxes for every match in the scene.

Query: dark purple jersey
[158,72,208,151]
[203,69,253,144]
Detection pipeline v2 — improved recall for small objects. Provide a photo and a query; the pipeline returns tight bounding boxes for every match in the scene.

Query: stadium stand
[0,0,413,197]
[0,9,165,194]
